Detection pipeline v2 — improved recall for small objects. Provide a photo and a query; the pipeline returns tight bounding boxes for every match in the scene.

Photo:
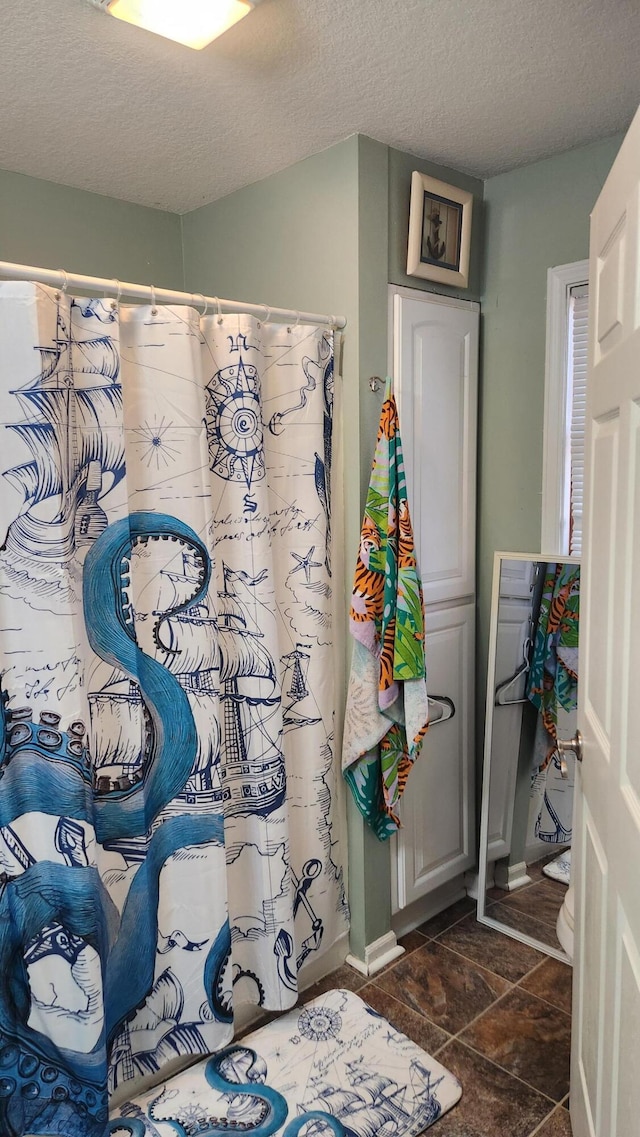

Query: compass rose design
[297,1005,342,1042]
[205,357,265,489]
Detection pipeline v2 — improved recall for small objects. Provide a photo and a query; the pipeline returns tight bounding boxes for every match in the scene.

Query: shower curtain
[0,281,348,1137]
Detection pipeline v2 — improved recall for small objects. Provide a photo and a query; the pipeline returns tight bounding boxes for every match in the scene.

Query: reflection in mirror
[477,553,581,962]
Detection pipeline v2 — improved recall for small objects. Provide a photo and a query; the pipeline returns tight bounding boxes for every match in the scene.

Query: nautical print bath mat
[109,988,462,1135]
[542,849,572,886]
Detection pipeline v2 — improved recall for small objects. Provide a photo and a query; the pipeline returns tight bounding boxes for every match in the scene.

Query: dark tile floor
[304,893,574,1137]
[485,854,568,953]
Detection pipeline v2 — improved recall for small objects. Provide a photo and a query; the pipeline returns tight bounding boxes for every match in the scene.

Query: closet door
[389,287,479,913]
[392,603,475,911]
[392,288,479,607]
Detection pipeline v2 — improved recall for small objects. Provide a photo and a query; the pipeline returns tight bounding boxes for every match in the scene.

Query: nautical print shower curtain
[0,281,348,1137]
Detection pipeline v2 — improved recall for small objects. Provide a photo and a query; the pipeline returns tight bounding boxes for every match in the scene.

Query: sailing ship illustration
[90,557,286,842]
[300,1058,444,1137]
[2,298,122,565]
[216,563,286,818]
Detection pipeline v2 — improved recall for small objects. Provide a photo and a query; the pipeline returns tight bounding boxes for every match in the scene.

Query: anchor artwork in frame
[406,171,473,288]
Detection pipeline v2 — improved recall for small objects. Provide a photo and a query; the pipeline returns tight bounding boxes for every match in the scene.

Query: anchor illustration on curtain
[0,281,348,1137]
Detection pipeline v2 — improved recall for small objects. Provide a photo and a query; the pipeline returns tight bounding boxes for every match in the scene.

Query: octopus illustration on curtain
[0,281,348,1137]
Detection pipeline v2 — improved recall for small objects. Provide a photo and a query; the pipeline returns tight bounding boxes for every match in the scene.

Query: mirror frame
[477,550,580,962]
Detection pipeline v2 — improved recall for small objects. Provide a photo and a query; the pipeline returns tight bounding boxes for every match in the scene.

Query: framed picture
[406,171,473,288]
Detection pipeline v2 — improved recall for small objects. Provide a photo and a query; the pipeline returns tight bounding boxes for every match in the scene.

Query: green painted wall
[477,133,623,745]
[352,136,393,955]
[0,168,183,286]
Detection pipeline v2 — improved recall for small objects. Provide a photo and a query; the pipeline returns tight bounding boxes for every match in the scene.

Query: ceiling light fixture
[89,0,260,50]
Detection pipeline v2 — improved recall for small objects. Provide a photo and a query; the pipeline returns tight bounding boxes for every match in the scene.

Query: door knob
[555,730,583,778]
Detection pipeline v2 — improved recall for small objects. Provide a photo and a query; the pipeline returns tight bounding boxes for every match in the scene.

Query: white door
[389,288,477,913]
[571,105,640,1137]
[391,287,478,607]
[392,603,475,911]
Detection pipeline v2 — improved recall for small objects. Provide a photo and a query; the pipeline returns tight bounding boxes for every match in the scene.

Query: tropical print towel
[342,378,429,839]
[527,562,580,844]
[527,562,580,737]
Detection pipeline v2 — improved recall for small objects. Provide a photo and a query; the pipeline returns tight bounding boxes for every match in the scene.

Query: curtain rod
[0,260,347,330]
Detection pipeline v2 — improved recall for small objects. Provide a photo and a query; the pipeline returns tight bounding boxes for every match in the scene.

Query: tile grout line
[526,1102,565,1136]
[515,985,573,1019]
[426,933,545,987]
[324,952,571,1123]
[429,984,570,1103]
[489,892,568,933]
[437,1035,560,1110]
[372,926,564,1048]
[361,918,570,1029]
[431,974,524,1055]
[363,983,454,1051]
[515,955,574,1016]
[488,904,566,947]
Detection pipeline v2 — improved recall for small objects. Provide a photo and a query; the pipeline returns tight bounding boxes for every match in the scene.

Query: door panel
[392,602,475,911]
[576,800,607,1135]
[611,910,640,1135]
[571,106,640,1137]
[393,290,478,606]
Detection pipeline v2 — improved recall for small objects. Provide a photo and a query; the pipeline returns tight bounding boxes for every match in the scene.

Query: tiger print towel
[342,377,429,839]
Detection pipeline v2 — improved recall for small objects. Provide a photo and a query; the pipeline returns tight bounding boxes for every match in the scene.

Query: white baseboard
[494,860,532,892]
[346,931,405,977]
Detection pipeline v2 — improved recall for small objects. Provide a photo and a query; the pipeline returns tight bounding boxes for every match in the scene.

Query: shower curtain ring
[150,285,158,316]
[55,269,68,301]
[194,293,208,318]
[111,279,121,311]
[288,310,300,334]
[261,304,270,325]
[213,297,223,324]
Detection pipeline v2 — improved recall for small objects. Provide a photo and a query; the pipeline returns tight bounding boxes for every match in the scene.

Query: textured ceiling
[0,0,638,213]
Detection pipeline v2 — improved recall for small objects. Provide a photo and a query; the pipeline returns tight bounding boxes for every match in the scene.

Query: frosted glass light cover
[108,0,254,49]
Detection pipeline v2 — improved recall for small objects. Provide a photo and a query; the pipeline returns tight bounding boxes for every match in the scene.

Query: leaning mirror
[477,552,580,962]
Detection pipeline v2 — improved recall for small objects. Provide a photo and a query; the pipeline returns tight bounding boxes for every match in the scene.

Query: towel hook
[368,375,383,393]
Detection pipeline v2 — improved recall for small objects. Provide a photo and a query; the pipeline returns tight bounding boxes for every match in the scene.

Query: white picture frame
[406,171,473,289]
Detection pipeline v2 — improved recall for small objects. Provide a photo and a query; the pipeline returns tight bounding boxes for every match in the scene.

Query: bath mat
[109,988,462,1135]
[542,849,571,886]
